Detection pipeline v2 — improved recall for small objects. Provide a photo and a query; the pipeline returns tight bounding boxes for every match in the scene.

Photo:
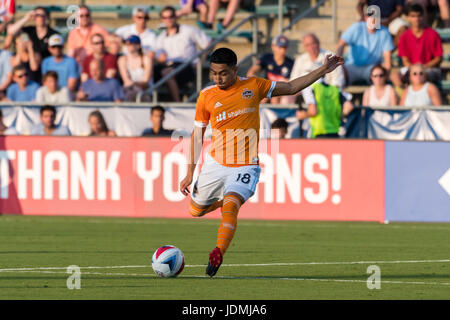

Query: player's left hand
[323,54,344,74]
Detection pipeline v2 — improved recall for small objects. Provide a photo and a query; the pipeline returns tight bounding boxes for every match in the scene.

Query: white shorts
[191,153,261,206]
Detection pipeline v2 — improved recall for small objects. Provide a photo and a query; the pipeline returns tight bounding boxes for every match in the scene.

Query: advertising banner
[385,141,450,222]
[0,136,385,222]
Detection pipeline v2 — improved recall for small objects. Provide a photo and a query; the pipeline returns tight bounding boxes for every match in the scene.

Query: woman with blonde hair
[400,64,442,107]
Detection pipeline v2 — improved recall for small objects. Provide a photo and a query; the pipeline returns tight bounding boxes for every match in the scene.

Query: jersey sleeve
[194,92,210,128]
[255,77,276,100]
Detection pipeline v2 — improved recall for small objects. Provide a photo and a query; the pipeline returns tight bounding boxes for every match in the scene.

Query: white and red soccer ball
[151,245,185,278]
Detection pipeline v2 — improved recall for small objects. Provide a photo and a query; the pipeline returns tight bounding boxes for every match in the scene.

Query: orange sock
[189,200,223,217]
[216,194,242,255]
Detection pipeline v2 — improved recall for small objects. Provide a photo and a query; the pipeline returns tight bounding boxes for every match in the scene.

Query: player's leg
[189,154,225,217]
[215,192,243,254]
[189,198,223,217]
[206,165,261,277]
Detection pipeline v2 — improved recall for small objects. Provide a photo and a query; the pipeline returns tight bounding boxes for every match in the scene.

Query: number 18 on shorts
[192,155,261,206]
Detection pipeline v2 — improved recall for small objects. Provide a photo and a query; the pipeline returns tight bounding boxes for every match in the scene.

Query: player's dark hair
[210,48,237,67]
[151,105,165,115]
[271,118,288,130]
[160,6,176,18]
[40,105,56,116]
[406,3,424,15]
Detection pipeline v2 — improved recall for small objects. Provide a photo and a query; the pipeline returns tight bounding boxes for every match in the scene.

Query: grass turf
[0,215,449,299]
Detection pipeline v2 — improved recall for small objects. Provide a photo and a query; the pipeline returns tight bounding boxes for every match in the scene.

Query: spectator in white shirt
[115,6,157,58]
[118,35,153,102]
[155,6,211,101]
[36,71,71,104]
[290,33,345,89]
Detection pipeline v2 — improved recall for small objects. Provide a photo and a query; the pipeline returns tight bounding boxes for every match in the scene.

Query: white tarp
[0,105,299,138]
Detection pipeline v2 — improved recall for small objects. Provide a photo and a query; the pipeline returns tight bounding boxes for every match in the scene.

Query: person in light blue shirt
[336,11,394,85]
[30,105,71,136]
[41,34,79,93]
[6,65,40,102]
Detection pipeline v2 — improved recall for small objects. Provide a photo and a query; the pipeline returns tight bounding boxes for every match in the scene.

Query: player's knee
[189,201,206,217]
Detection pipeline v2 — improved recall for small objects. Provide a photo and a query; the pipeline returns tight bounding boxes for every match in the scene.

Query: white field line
[3,216,450,231]
[2,270,450,287]
[1,259,450,272]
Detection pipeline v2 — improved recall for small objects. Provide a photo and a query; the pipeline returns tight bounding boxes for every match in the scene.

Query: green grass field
[0,215,449,300]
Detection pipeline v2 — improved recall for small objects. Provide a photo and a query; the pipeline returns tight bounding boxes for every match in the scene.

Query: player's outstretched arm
[180,126,206,196]
[271,54,344,97]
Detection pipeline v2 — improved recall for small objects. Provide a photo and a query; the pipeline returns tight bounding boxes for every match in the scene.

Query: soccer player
[179,47,343,277]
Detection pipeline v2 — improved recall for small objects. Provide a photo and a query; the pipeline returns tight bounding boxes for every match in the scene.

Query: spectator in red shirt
[394,3,443,87]
[81,33,118,82]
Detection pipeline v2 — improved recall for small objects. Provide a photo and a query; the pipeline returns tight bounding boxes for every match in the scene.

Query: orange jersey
[194,76,276,167]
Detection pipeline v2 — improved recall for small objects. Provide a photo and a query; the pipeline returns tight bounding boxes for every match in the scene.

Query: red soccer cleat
[206,247,223,277]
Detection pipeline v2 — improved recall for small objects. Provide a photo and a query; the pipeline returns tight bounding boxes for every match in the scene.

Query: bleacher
[4,0,450,102]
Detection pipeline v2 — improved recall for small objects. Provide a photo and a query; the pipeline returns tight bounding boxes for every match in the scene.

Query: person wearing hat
[41,34,79,94]
[81,33,118,82]
[117,35,153,101]
[115,6,157,57]
[247,35,295,104]
[66,5,110,66]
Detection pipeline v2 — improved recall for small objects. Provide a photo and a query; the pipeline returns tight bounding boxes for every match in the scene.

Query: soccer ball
[151,245,185,278]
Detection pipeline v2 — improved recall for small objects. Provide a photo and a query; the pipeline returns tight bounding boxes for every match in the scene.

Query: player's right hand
[180,175,193,196]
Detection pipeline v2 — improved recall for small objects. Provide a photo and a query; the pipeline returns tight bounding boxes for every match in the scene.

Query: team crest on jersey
[241,88,254,100]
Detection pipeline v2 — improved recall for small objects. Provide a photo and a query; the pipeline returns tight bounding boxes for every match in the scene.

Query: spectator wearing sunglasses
[400,64,442,107]
[6,65,39,102]
[81,33,118,82]
[5,7,59,58]
[363,65,397,107]
[115,6,157,58]
[66,5,110,66]
[41,34,79,94]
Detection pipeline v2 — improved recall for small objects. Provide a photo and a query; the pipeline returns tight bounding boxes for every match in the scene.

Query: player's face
[210,63,237,90]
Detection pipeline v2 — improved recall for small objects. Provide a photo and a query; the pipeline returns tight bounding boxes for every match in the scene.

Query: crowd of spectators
[0,1,448,138]
[0,5,213,104]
